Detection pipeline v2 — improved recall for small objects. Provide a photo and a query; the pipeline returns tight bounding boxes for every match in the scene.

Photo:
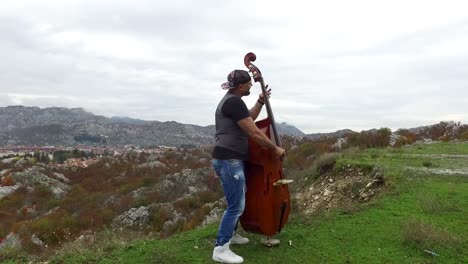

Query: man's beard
[243,90,251,96]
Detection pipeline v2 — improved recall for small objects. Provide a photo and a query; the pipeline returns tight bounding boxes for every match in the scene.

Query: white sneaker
[212,242,244,263]
[229,233,249,245]
[261,237,280,247]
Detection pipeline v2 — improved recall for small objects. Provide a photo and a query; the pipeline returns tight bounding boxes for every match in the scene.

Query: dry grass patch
[418,194,460,214]
[402,218,462,251]
[49,229,146,262]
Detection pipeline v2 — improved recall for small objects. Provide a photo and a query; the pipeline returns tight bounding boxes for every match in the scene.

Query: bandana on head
[221,70,251,90]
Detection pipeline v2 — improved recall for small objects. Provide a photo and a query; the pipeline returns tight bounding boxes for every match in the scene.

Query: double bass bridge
[273,179,294,186]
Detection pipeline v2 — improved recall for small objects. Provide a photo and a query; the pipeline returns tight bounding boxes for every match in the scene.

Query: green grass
[337,142,468,173]
[44,176,466,263]
[4,142,468,263]
[401,141,468,155]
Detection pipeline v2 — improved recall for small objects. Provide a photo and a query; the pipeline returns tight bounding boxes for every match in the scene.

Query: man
[212,69,286,263]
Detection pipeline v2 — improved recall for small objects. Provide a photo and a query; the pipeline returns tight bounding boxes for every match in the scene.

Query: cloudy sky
[1,0,467,133]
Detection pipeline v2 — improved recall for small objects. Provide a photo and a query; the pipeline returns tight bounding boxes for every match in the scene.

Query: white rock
[53,173,69,183]
[0,232,21,250]
[181,169,191,176]
[31,234,45,247]
[0,185,21,199]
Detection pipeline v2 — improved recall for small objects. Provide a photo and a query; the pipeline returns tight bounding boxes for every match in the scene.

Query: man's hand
[258,85,271,104]
[274,146,286,159]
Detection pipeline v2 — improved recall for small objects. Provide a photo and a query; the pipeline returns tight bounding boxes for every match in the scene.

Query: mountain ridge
[0,105,304,147]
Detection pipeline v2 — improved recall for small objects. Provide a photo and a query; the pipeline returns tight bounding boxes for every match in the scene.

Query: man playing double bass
[212,69,286,263]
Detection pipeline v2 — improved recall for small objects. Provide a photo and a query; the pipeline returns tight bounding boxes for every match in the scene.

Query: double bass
[240,52,293,238]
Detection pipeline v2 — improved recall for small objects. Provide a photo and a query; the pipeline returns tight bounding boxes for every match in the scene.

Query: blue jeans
[212,159,246,246]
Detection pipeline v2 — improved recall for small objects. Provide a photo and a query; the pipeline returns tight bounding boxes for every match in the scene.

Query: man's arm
[249,101,263,121]
[237,117,285,158]
[249,87,271,121]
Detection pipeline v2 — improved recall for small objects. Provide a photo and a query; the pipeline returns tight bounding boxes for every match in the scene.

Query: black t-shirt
[212,96,250,160]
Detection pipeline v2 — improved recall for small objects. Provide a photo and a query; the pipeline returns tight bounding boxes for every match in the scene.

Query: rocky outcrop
[112,206,151,230]
[137,160,166,169]
[11,166,69,198]
[295,165,385,215]
[389,133,405,146]
[0,185,20,199]
[31,234,45,247]
[201,199,226,227]
[52,173,69,183]
[333,137,347,150]
[410,121,468,141]
[0,233,21,251]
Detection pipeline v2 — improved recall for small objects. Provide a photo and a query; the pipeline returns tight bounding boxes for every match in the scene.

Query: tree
[72,148,80,158]
[39,152,50,164]
[53,151,70,164]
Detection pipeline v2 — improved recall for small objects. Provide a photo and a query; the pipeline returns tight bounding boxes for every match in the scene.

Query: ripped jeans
[212,159,246,246]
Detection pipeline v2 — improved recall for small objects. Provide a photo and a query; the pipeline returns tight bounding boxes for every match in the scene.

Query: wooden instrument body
[240,117,291,236]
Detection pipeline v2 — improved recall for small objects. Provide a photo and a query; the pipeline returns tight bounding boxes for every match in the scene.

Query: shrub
[1,175,15,186]
[393,137,410,148]
[314,152,339,175]
[284,141,331,169]
[202,172,222,194]
[402,218,461,250]
[460,131,468,140]
[0,211,17,238]
[151,207,171,232]
[428,122,450,139]
[16,210,78,246]
[118,183,139,195]
[422,160,435,167]
[369,149,380,158]
[61,185,89,212]
[174,196,201,215]
[0,245,27,263]
[396,129,418,143]
[198,190,220,204]
[132,196,151,208]
[161,218,184,238]
[345,128,391,149]
[0,186,27,209]
[439,135,450,142]
[183,207,209,230]
[113,195,133,214]
[418,194,460,214]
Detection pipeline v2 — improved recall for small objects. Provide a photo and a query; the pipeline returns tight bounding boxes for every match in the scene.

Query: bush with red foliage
[396,129,418,144]
[1,175,15,186]
[461,131,468,140]
[346,128,391,149]
[284,139,333,169]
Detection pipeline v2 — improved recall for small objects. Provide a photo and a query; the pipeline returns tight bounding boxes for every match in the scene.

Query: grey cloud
[1,2,468,133]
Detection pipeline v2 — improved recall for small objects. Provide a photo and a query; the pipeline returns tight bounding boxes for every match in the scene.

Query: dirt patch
[390,154,468,159]
[405,166,468,176]
[294,165,385,215]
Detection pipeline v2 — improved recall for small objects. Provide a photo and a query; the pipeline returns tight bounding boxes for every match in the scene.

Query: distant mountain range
[305,129,355,140]
[3,106,463,147]
[0,106,305,147]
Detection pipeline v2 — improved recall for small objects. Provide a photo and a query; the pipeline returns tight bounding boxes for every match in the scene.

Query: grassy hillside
[4,142,467,263]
